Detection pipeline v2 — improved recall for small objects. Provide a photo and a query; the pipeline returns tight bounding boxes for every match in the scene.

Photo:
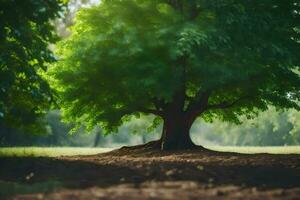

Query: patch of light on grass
[205,146,300,154]
[0,147,113,157]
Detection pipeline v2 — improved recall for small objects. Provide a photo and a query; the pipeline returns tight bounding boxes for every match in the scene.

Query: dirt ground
[1,145,300,200]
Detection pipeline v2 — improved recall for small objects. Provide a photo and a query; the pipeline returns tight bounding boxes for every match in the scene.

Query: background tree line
[1,107,299,147]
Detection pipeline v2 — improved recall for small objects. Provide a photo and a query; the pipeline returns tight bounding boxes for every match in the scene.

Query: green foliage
[193,107,300,146]
[50,0,300,134]
[0,110,159,147]
[0,0,65,131]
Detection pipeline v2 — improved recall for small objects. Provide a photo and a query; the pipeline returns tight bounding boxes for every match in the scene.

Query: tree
[192,107,300,146]
[0,0,64,132]
[54,0,99,38]
[49,0,300,150]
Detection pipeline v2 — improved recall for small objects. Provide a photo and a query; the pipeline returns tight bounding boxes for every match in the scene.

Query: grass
[0,147,112,157]
[206,145,300,154]
[0,180,63,198]
[0,146,300,157]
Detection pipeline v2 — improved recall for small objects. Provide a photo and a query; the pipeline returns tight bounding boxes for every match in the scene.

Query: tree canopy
[0,0,64,131]
[50,0,300,150]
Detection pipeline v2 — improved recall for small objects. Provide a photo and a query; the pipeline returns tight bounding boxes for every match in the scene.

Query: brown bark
[160,113,196,150]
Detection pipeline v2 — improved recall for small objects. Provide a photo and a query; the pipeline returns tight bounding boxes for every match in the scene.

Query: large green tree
[50,0,300,150]
[0,0,64,132]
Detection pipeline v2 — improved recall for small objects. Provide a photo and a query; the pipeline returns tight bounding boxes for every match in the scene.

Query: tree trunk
[93,131,101,147]
[160,114,196,150]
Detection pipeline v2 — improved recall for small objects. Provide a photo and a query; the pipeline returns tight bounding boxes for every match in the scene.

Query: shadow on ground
[1,148,300,199]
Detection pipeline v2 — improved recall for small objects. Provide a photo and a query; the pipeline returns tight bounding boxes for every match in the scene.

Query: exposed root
[105,140,212,157]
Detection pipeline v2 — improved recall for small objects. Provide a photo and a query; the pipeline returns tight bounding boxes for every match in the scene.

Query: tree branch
[139,108,164,117]
[151,98,167,111]
[185,89,212,119]
[207,96,250,110]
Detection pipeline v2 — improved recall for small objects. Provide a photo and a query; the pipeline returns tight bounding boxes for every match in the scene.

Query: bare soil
[1,144,300,200]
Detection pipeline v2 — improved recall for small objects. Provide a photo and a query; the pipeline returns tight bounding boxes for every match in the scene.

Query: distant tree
[54,0,99,38]
[0,0,65,132]
[93,129,102,147]
[192,107,300,146]
[50,0,300,150]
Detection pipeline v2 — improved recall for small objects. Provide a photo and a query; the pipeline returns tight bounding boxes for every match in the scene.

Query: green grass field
[206,146,300,154]
[0,146,300,157]
[0,147,112,157]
